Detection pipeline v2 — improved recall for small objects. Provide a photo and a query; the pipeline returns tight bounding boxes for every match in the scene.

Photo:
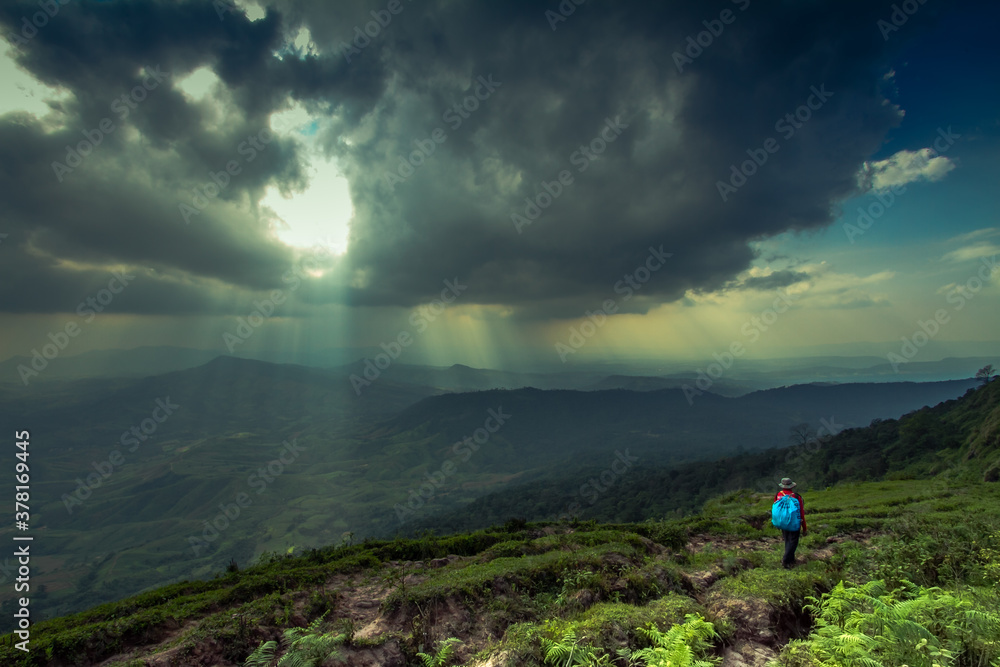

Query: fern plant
[416,637,463,667]
[541,628,610,667]
[624,614,720,667]
[776,579,1000,667]
[244,612,347,667]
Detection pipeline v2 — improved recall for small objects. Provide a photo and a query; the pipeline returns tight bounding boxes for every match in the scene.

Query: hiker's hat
[778,478,797,489]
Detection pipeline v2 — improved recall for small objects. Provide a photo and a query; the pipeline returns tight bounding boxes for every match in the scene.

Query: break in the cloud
[792,264,895,310]
[859,147,956,193]
[690,263,893,311]
[720,269,811,293]
[1,0,933,320]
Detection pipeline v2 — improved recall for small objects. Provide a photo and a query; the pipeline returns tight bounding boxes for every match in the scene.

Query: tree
[789,423,814,446]
[975,364,997,386]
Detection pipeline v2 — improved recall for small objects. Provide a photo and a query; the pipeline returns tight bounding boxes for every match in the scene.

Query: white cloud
[781,262,894,309]
[859,147,955,192]
[174,66,221,100]
[941,243,1000,264]
[271,102,314,137]
[232,0,267,21]
[946,227,999,244]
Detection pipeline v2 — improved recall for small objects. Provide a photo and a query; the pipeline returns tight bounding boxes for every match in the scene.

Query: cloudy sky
[1,0,998,370]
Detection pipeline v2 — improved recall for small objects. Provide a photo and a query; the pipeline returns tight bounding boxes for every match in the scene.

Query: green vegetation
[2,379,998,665]
[417,637,463,667]
[244,612,346,666]
[626,615,720,667]
[4,477,998,666]
[777,580,1000,667]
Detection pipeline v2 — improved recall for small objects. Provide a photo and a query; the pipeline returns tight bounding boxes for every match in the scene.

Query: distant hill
[376,379,980,473]
[0,345,220,384]
[722,356,1000,386]
[332,361,671,393]
[403,379,1000,535]
[582,374,754,395]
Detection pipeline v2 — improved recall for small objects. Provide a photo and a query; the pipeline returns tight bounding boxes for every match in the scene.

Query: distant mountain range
[403,378,1000,536]
[2,344,995,391]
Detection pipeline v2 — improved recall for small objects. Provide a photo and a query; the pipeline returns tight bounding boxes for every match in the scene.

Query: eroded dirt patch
[721,640,779,667]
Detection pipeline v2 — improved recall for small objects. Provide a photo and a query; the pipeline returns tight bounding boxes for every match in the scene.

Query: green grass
[5,457,1000,665]
[710,562,831,611]
[386,541,643,609]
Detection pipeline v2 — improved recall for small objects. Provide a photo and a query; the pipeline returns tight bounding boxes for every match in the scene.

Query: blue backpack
[772,494,801,531]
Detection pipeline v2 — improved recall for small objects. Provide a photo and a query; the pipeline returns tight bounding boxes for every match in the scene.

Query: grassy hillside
[1,479,997,666]
[2,380,998,666]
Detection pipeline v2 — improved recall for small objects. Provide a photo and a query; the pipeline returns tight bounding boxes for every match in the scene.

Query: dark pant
[781,529,800,567]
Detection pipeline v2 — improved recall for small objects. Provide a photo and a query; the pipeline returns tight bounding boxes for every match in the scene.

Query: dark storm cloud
[297,0,939,313]
[732,271,810,293]
[0,0,379,314]
[0,0,965,316]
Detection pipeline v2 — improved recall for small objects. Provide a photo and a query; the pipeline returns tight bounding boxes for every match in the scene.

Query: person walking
[772,478,807,568]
